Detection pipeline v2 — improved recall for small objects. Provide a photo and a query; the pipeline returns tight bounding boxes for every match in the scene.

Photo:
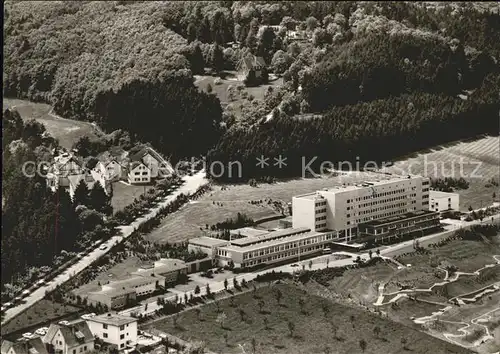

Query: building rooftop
[102,275,165,291]
[44,320,93,347]
[294,175,427,199]
[188,236,230,248]
[293,192,321,200]
[229,227,268,238]
[360,210,439,227]
[220,230,326,253]
[133,258,187,276]
[429,190,459,199]
[2,337,48,354]
[87,313,137,327]
[230,227,311,247]
[87,286,136,299]
[130,147,166,164]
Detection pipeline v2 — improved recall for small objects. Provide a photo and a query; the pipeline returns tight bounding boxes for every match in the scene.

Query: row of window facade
[242,244,326,267]
[348,188,408,203]
[240,234,335,260]
[348,209,410,225]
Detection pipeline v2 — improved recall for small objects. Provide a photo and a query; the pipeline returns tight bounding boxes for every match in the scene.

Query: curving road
[1,170,208,325]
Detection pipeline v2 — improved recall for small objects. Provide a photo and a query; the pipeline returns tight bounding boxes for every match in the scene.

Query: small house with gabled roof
[42,320,94,354]
[236,54,268,85]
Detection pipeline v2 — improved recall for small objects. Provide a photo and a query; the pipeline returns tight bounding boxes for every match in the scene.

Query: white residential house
[95,149,128,182]
[42,320,94,354]
[94,160,123,182]
[128,147,173,180]
[127,161,151,184]
[86,313,138,350]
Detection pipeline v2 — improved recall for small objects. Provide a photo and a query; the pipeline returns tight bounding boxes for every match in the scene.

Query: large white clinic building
[292,175,430,241]
[188,175,439,269]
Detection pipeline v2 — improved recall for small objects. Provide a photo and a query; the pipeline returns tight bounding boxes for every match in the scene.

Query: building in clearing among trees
[236,54,268,86]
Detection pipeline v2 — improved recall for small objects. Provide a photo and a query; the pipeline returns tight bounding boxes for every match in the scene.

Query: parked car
[35,328,47,336]
[22,333,34,339]
[58,320,70,326]
[323,247,331,254]
[22,290,31,296]
[99,245,108,251]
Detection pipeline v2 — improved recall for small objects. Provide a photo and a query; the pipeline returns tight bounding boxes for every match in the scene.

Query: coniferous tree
[73,180,90,207]
[89,182,111,214]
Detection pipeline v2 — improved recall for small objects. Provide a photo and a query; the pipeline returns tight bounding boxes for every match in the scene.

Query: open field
[146,283,471,354]
[145,200,280,244]
[144,171,394,244]
[194,71,283,118]
[111,181,155,212]
[396,239,500,273]
[205,172,386,202]
[384,135,500,211]
[1,299,81,336]
[3,98,101,149]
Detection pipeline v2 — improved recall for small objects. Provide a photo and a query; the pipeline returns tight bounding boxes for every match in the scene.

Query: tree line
[207,74,499,181]
[302,32,496,112]
[1,109,111,289]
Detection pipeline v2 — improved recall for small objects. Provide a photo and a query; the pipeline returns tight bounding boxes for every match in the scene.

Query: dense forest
[3,1,223,161]
[3,0,500,175]
[208,81,499,180]
[1,109,113,291]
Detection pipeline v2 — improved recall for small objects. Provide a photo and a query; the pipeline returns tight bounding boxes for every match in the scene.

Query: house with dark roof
[128,147,174,181]
[47,154,85,192]
[236,54,268,85]
[1,338,49,354]
[127,161,151,185]
[42,320,94,354]
[94,149,128,182]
